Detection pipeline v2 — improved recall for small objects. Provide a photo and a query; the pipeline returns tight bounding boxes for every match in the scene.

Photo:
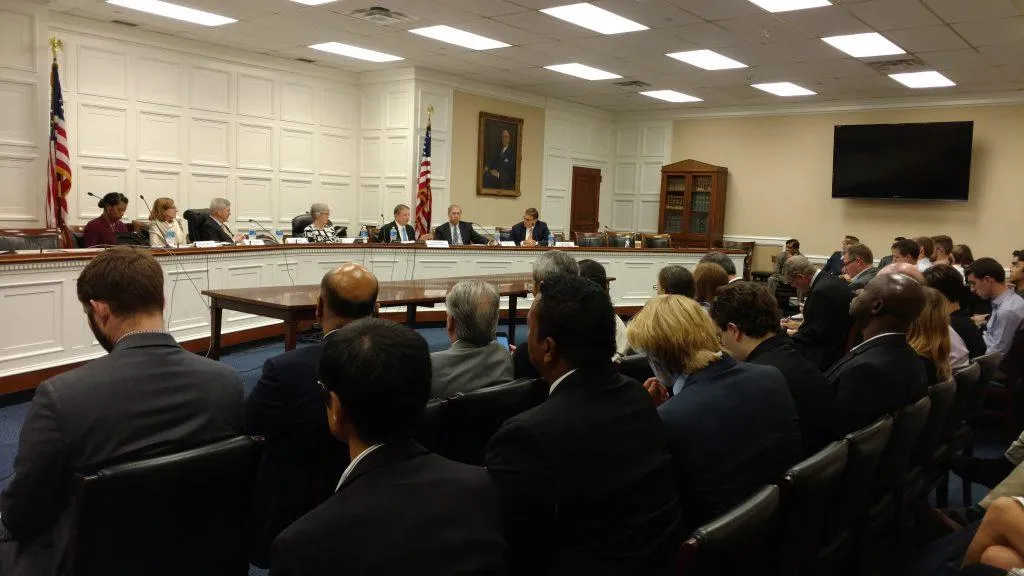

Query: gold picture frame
[477,112,523,198]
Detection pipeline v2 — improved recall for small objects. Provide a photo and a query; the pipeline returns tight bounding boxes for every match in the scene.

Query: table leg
[406,304,416,329]
[209,299,223,360]
[508,295,518,344]
[284,321,299,352]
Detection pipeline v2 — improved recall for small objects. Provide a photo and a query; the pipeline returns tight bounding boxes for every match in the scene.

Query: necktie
[453,224,461,245]
[400,226,407,242]
[526,226,532,242]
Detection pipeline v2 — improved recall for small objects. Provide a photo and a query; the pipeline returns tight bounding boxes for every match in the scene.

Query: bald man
[878,262,925,283]
[245,263,379,567]
[825,273,929,433]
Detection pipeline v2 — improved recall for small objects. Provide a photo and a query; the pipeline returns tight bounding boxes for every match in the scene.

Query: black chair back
[0,232,61,250]
[415,378,547,466]
[914,378,956,464]
[608,233,630,248]
[838,417,893,526]
[678,485,781,576]
[643,234,671,248]
[619,353,654,383]
[944,363,982,440]
[999,330,1024,386]
[576,232,607,247]
[969,353,1002,422]
[495,227,512,242]
[183,208,211,242]
[68,435,262,576]
[779,441,848,575]
[875,396,931,496]
[291,213,313,236]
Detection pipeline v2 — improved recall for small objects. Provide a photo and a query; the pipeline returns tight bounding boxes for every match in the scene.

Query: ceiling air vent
[295,57,316,63]
[865,57,929,75]
[347,6,416,25]
[613,80,651,89]
[110,19,139,27]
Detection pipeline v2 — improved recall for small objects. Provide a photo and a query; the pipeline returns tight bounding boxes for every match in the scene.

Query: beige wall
[672,105,1024,263]
[449,90,545,226]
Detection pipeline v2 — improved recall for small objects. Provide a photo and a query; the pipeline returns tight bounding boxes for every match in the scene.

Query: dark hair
[709,282,781,339]
[951,244,974,266]
[578,259,608,290]
[845,235,859,244]
[699,252,737,276]
[932,235,953,255]
[786,238,800,250]
[966,257,1006,284]
[658,265,694,297]
[923,264,965,305]
[98,192,128,209]
[525,207,539,219]
[321,272,378,319]
[535,274,615,368]
[1013,249,1024,262]
[77,247,164,317]
[319,318,430,444]
[892,238,919,259]
[846,243,873,265]
[916,236,935,260]
[894,236,906,242]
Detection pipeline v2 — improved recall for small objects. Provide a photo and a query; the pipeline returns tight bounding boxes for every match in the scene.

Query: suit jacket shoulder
[201,218,232,242]
[430,341,513,398]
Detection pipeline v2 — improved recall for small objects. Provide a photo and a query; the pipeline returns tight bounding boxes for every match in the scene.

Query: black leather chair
[183,208,212,242]
[414,378,547,466]
[933,363,982,507]
[914,378,957,467]
[291,213,313,236]
[607,232,631,248]
[779,441,848,576]
[576,232,607,247]
[495,227,512,242]
[0,232,61,250]
[643,234,671,249]
[67,435,262,576]
[619,353,654,383]
[677,485,781,576]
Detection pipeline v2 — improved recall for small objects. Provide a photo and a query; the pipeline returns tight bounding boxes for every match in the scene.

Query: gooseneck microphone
[139,194,149,208]
[248,219,280,244]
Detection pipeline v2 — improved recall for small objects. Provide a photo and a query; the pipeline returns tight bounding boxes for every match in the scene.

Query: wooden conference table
[202,273,532,360]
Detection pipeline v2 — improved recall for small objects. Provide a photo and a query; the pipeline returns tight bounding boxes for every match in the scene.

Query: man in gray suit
[431,279,513,398]
[0,247,243,574]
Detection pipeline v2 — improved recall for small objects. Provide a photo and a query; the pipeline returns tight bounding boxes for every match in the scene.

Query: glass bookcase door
[688,175,712,234]
[662,175,686,234]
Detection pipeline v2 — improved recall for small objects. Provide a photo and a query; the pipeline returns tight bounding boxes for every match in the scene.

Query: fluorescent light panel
[746,0,831,12]
[822,32,905,58]
[540,3,648,35]
[666,49,747,70]
[106,0,235,26]
[409,25,510,50]
[289,0,337,5]
[545,63,621,80]
[308,42,403,63]
[641,90,702,103]
[889,71,955,88]
[752,82,816,96]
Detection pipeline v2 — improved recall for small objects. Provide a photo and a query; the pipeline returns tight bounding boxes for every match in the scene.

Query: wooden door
[570,166,601,237]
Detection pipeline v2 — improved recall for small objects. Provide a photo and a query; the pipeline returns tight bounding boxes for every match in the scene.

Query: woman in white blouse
[148,197,187,247]
[303,202,342,243]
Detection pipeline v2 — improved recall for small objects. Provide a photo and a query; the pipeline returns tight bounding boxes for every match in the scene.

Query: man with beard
[0,247,243,574]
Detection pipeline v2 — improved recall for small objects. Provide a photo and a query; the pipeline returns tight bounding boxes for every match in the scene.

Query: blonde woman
[303,202,341,243]
[907,286,953,385]
[147,197,187,247]
[627,295,802,529]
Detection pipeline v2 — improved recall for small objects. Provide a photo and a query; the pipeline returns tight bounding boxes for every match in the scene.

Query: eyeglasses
[318,379,330,403]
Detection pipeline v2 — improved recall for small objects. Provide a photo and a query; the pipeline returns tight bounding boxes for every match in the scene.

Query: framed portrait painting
[477,112,523,197]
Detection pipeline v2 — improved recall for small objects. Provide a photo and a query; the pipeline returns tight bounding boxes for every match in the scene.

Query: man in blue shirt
[967,257,1024,357]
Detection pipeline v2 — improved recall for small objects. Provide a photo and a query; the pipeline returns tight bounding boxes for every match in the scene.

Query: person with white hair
[303,202,342,243]
[203,197,244,243]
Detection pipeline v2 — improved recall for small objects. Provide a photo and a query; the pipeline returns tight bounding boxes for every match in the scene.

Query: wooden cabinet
[658,159,727,249]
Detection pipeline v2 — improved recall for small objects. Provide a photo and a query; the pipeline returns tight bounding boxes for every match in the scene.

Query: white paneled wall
[542,107,615,233]
[358,80,418,228]
[613,121,672,233]
[414,81,453,229]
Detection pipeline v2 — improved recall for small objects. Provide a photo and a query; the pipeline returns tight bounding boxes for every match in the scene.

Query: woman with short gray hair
[303,202,341,243]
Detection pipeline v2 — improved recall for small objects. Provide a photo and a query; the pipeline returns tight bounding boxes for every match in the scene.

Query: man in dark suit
[245,262,378,567]
[270,318,507,576]
[711,282,842,454]
[783,255,854,371]
[376,203,416,243]
[0,248,243,574]
[826,272,929,434]
[434,204,489,245]
[511,251,580,380]
[201,197,244,243]
[843,243,879,291]
[823,235,859,276]
[508,207,550,246]
[483,128,516,189]
[486,274,679,575]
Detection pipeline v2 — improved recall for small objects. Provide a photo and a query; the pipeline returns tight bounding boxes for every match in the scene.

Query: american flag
[414,120,432,237]
[46,57,71,228]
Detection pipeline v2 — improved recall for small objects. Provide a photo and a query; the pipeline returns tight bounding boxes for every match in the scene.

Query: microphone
[139,194,148,207]
[86,191,101,202]
[471,222,498,245]
[248,219,280,244]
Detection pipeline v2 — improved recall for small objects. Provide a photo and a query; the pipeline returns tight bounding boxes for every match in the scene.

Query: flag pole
[49,37,63,61]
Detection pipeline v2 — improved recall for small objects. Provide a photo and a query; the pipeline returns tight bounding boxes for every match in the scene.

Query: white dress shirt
[850,332,905,353]
[548,368,578,394]
[335,443,385,492]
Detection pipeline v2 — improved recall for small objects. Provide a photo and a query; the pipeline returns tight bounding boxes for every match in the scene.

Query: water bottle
[275,229,285,244]
[165,228,176,247]
[624,236,631,248]
[248,227,256,241]
[547,233,555,247]
[389,227,398,243]
[359,226,369,243]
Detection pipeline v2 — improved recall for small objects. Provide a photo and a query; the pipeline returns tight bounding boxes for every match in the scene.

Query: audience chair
[722,241,756,280]
[67,435,263,576]
[290,213,313,236]
[778,441,848,576]
[365,225,380,242]
[183,208,211,242]
[980,333,1024,438]
[931,363,982,507]
[676,485,781,576]
[415,378,548,466]
[607,232,632,248]
[619,354,654,383]
[495,227,512,242]
[914,378,957,468]
[575,232,607,247]
[642,234,671,249]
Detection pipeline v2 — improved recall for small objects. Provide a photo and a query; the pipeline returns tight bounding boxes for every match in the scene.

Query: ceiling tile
[446,18,553,46]
[916,48,992,69]
[667,22,751,48]
[492,11,601,40]
[665,0,765,21]
[922,0,1024,24]
[774,6,869,37]
[794,57,881,77]
[885,25,971,52]
[436,0,529,17]
[952,16,1024,46]
[715,13,815,44]
[177,29,299,52]
[574,28,700,58]
[977,41,1024,64]
[845,0,945,31]
[590,0,702,29]
[769,38,855,62]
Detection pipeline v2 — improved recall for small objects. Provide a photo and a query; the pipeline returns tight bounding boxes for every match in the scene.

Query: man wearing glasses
[842,243,878,291]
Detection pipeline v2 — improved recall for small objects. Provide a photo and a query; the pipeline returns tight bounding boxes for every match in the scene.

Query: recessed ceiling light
[308,42,403,63]
[889,71,956,88]
[752,82,816,96]
[822,32,905,58]
[666,49,747,70]
[545,63,622,80]
[106,0,235,26]
[540,3,648,35]
[289,0,336,5]
[746,0,831,13]
[640,90,703,103]
[409,25,510,50]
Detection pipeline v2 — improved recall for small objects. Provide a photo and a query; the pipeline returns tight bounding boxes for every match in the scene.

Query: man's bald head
[878,262,925,283]
[851,272,926,332]
[320,262,379,322]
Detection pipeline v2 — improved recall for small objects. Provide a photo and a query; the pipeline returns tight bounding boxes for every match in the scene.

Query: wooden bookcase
[658,159,727,249]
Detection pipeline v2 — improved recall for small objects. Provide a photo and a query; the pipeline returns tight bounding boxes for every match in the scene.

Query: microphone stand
[471,222,499,245]
[248,219,282,244]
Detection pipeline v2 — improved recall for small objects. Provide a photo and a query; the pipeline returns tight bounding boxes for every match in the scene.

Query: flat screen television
[831,121,973,201]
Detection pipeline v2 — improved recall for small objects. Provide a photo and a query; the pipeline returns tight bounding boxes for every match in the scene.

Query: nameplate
[242,238,263,246]
[425,240,450,248]
[340,237,356,244]
[555,241,576,247]
[499,241,516,247]
[194,241,220,248]
[401,240,416,244]
[285,237,308,244]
